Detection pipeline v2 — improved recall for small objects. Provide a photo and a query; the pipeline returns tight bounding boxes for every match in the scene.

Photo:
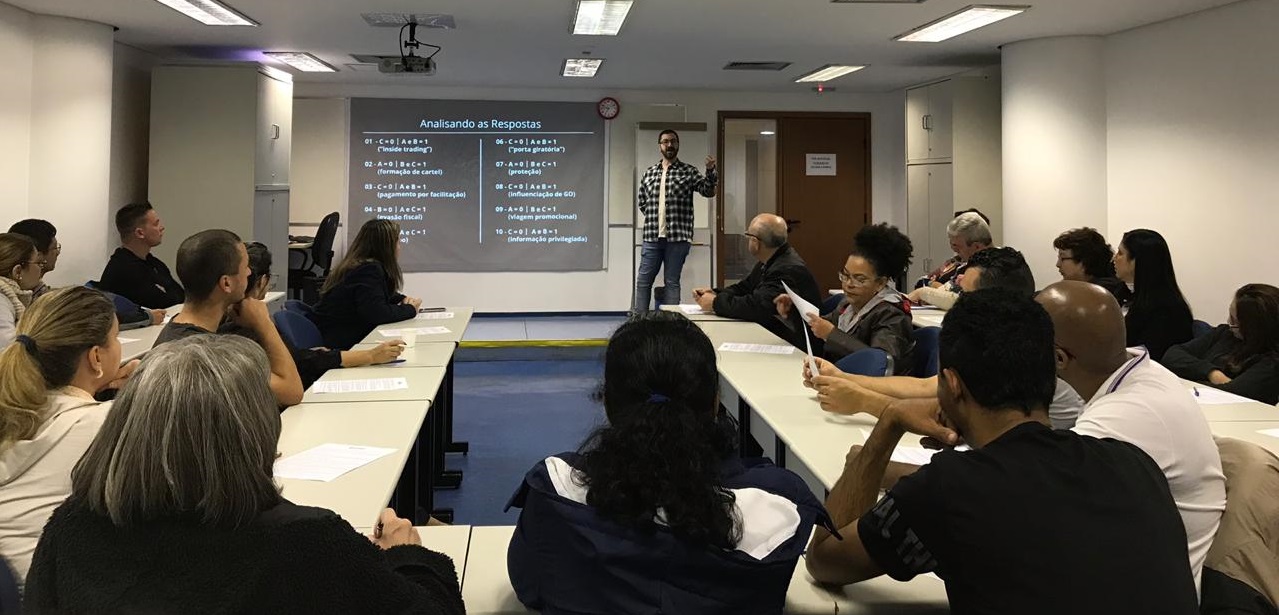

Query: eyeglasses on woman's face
[838,270,880,287]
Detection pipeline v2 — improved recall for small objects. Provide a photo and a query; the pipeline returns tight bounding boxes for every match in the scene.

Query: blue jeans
[633,239,692,311]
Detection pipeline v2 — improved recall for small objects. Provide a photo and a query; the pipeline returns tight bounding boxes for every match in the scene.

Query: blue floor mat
[434,359,604,525]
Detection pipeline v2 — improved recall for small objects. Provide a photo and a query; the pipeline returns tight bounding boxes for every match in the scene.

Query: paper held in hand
[782,281,821,379]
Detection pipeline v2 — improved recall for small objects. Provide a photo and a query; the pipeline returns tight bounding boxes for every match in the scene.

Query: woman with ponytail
[506,311,833,615]
[0,287,136,587]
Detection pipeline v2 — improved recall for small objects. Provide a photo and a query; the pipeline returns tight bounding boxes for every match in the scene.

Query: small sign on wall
[805,153,836,176]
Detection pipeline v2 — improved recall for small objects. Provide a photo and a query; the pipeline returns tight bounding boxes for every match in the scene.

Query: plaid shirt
[637,159,716,242]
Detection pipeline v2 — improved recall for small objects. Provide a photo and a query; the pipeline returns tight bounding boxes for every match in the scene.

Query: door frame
[715,111,874,287]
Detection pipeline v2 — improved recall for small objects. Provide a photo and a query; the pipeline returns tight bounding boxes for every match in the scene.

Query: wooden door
[776,116,872,292]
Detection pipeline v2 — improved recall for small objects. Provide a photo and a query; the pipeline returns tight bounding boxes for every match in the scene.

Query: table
[462,526,534,615]
[1207,421,1279,455]
[301,365,444,404]
[350,341,457,367]
[910,309,945,329]
[277,400,429,529]
[1182,381,1279,422]
[288,241,314,250]
[418,525,472,584]
[360,307,475,345]
[658,303,741,322]
[814,566,950,614]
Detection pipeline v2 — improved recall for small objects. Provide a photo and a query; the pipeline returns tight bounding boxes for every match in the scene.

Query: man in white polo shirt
[1037,280,1226,595]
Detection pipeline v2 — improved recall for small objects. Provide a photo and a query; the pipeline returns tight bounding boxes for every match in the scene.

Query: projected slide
[349,98,606,272]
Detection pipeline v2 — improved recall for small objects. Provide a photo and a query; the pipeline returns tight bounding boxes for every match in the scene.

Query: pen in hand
[373,520,383,539]
[1193,387,1200,397]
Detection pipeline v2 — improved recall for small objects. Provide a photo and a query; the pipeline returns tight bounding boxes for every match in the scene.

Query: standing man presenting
[633,129,717,312]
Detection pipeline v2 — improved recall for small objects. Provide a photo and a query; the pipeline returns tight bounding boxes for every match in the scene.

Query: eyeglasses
[744,232,760,241]
[659,139,679,145]
[837,271,880,287]
[25,260,47,269]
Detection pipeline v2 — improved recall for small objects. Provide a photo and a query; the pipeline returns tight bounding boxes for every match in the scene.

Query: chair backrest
[283,299,315,316]
[1193,319,1214,339]
[311,212,340,273]
[835,348,890,377]
[272,310,324,350]
[912,326,941,378]
[821,292,845,315]
[0,557,19,615]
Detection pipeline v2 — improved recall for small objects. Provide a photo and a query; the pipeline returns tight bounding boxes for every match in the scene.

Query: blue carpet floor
[434,359,605,525]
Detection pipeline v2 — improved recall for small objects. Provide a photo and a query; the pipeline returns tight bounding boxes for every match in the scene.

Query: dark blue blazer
[308,261,415,349]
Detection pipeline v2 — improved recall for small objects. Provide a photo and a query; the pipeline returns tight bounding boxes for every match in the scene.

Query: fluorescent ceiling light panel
[264,52,337,73]
[152,0,257,26]
[562,58,604,77]
[794,64,866,83]
[572,0,633,35]
[895,5,1028,42]
[759,131,776,135]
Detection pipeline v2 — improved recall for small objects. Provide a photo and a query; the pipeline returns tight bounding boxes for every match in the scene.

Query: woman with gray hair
[23,334,465,614]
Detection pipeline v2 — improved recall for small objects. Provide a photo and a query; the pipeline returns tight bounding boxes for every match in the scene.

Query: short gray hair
[946,212,993,246]
[72,334,282,528]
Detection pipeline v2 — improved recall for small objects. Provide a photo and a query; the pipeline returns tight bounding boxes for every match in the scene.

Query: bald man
[1038,280,1225,595]
[693,214,821,342]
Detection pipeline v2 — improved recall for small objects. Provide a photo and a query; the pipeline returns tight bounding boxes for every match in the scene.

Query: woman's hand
[368,508,421,549]
[806,312,835,340]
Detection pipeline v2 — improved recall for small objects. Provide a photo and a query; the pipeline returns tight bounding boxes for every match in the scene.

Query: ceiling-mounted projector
[378,55,436,74]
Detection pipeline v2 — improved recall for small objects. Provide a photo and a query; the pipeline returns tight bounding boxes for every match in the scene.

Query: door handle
[785,219,802,232]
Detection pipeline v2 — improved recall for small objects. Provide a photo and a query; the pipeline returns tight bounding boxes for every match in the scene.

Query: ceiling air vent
[723,61,792,71]
[361,13,456,28]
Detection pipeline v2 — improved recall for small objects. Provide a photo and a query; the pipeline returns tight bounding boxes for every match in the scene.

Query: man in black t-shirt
[99,202,185,309]
[806,289,1198,615]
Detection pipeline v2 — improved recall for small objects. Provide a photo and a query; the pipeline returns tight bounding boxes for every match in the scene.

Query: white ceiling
[11,0,1242,92]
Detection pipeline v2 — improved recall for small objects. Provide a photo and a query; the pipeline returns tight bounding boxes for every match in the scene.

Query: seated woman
[7,219,60,300]
[507,311,833,615]
[24,334,464,614]
[1114,229,1194,361]
[1163,284,1279,404]
[775,223,915,373]
[0,287,134,587]
[1052,227,1131,306]
[244,243,402,388]
[310,220,422,349]
[0,233,47,350]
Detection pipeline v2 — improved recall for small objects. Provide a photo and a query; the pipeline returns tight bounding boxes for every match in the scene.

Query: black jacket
[820,299,915,374]
[713,244,821,343]
[1126,298,1193,362]
[310,262,416,349]
[98,247,185,309]
[24,498,464,615]
[1162,325,1279,405]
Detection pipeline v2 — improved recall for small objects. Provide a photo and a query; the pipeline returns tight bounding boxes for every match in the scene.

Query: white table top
[910,309,945,329]
[301,365,445,405]
[276,400,429,528]
[658,304,742,322]
[1181,380,1279,422]
[1207,421,1279,455]
[361,306,475,345]
[462,526,535,614]
[417,525,472,584]
[813,567,951,614]
[350,341,457,367]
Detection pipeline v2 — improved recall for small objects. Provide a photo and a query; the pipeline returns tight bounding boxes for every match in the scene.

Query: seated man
[1038,280,1226,594]
[99,202,185,309]
[152,230,303,407]
[693,213,820,343]
[806,289,1200,614]
[907,211,991,308]
[810,246,1084,429]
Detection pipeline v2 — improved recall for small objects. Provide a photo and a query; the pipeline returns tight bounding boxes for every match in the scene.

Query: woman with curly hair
[506,311,833,615]
[777,223,916,373]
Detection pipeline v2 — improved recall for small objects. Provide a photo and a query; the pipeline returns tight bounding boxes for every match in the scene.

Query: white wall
[109,43,158,247]
[1002,37,1108,290]
[1105,0,1279,325]
[0,2,33,225]
[292,83,905,312]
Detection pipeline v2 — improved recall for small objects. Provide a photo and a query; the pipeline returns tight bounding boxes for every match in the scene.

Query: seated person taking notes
[693,213,820,343]
[98,202,185,310]
[507,311,833,615]
[806,290,1200,615]
[152,230,303,407]
[1162,283,1279,405]
[775,223,915,373]
[242,243,403,389]
[24,335,465,615]
[310,219,421,350]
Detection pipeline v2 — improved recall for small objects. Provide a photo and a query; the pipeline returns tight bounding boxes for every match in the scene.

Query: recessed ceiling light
[759,131,776,135]
[151,0,257,26]
[794,64,866,83]
[264,52,337,73]
[894,5,1028,43]
[572,0,633,36]
[562,58,604,77]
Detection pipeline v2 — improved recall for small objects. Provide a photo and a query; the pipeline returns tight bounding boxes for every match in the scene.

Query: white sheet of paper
[274,444,396,482]
[1192,386,1255,405]
[718,342,795,355]
[1258,428,1279,439]
[380,326,451,337]
[890,446,940,466]
[678,304,707,315]
[415,312,455,320]
[309,377,409,394]
[117,337,140,343]
[781,281,821,376]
